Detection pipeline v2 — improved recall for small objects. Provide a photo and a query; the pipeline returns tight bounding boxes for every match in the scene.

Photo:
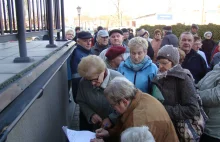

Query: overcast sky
[64,0,220,18]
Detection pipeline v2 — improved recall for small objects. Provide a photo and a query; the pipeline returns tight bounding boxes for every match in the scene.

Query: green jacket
[196,63,220,139]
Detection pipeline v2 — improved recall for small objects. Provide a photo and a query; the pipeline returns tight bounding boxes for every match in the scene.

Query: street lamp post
[77,6,81,27]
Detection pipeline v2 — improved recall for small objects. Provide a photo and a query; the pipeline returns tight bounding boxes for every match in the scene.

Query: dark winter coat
[91,43,109,55]
[181,49,208,84]
[70,44,92,102]
[160,32,179,48]
[152,64,200,121]
[201,39,216,64]
[147,41,155,60]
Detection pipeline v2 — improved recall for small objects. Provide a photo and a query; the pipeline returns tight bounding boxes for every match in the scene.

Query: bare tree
[110,0,123,27]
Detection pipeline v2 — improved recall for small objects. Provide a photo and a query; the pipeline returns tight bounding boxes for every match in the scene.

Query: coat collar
[121,90,142,123]
[76,44,91,54]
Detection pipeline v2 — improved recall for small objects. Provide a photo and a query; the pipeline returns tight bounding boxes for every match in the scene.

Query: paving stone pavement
[70,104,80,130]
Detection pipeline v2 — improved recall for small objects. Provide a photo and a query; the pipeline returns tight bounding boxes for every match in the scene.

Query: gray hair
[121,126,155,142]
[128,37,148,51]
[179,32,194,41]
[204,31,212,38]
[104,77,136,102]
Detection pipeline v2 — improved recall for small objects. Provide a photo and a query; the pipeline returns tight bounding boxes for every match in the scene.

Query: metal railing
[0,0,66,63]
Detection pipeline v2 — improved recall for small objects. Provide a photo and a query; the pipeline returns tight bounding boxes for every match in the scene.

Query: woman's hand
[91,114,102,124]
[96,128,109,138]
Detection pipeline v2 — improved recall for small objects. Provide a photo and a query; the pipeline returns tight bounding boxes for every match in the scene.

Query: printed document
[62,126,96,142]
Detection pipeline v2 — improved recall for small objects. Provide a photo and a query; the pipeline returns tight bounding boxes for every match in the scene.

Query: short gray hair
[104,77,136,102]
[179,32,194,41]
[121,126,155,142]
[128,37,148,52]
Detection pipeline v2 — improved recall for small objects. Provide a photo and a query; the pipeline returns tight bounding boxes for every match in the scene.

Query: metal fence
[0,0,66,62]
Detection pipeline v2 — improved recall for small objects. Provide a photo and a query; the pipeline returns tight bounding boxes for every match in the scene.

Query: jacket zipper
[134,72,137,85]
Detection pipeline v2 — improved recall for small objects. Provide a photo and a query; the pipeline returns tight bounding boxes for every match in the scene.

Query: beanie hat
[157,45,180,65]
[105,46,126,60]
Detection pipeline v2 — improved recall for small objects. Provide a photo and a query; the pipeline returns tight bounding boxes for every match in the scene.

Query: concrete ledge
[0,41,76,112]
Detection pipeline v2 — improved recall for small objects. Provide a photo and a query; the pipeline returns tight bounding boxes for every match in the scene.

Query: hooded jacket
[118,57,158,93]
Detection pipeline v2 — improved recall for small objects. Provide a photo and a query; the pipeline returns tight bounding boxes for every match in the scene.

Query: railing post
[60,0,66,41]
[55,0,61,41]
[13,0,33,63]
[46,0,57,48]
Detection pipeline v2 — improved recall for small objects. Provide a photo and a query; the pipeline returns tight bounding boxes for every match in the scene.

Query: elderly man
[192,36,209,68]
[70,31,93,130]
[160,26,178,48]
[99,29,130,60]
[121,28,129,46]
[91,30,109,55]
[76,55,123,131]
[180,32,207,83]
[93,26,104,44]
[70,31,93,102]
[104,46,125,70]
[92,77,178,142]
[190,24,199,36]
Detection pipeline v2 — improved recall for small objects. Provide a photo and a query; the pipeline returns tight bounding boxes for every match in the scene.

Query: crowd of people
[65,24,220,142]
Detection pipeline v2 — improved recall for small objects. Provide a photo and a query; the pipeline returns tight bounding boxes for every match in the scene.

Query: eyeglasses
[87,74,100,83]
[193,43,203,46]
[157,61,171,66]
[109,101,120,108]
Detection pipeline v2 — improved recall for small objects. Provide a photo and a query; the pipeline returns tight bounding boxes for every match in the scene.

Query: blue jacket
[70,44,92,102]
[70,45,92,77]
[118,57,158,93]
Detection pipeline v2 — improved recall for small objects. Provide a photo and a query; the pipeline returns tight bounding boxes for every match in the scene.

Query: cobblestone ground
[70,104,80,130]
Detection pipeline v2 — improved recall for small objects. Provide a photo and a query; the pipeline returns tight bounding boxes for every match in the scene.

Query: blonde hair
[65,29,74,35]
[178,48,186,64]
[78,55,106,79]
[128,37,148,51]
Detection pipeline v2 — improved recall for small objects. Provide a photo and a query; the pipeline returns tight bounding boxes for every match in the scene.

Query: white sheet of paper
[62,126,96,142]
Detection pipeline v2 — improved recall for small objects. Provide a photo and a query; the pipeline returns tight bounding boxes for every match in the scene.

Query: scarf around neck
[127,56,148,72]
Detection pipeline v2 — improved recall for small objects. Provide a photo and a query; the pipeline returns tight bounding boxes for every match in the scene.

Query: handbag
[175,80,208,142]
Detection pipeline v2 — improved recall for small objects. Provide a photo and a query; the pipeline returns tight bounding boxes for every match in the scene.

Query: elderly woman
[91,77,178,142]
[201,31,216,65]
[151,29,162,62]
[121,126,155,142]
[118,37,158,93]
[152,45,200,141]
[196,61,220,142]
[76,55,123,130]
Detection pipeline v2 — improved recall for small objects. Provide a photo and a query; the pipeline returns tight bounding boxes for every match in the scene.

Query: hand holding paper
[95,128,109,138]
